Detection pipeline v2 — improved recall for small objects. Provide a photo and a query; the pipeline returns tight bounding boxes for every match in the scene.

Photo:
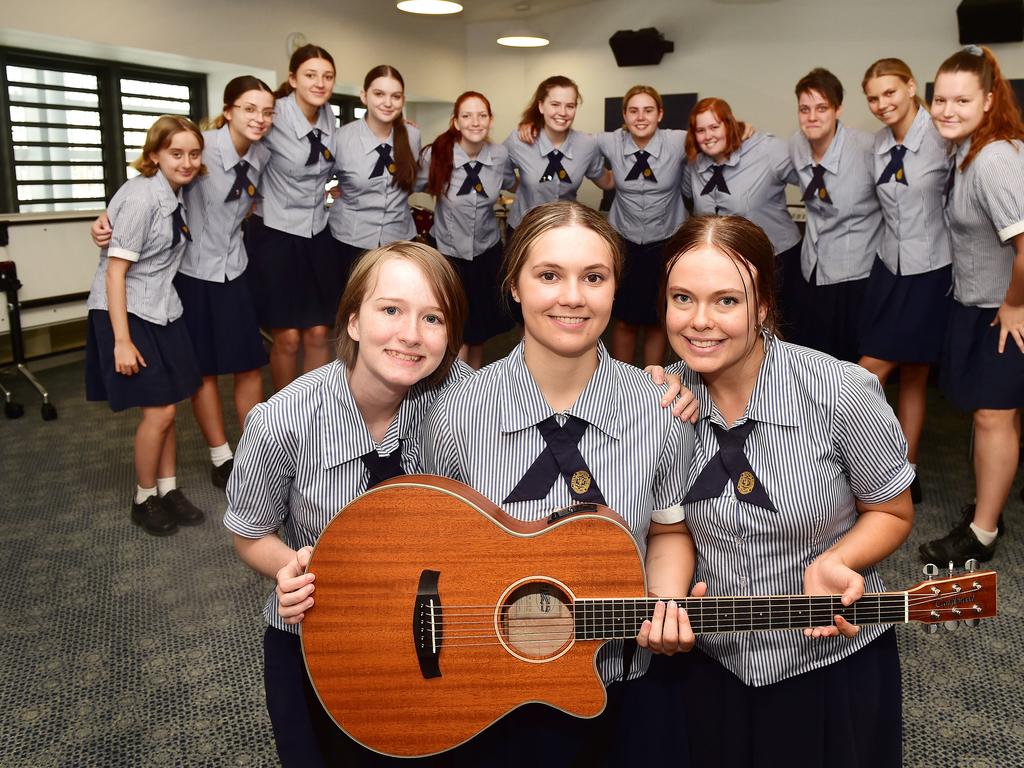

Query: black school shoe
[918,504,1002,564]
[160,489,206,526]
[131,496,178,536]
[211,458,233,489]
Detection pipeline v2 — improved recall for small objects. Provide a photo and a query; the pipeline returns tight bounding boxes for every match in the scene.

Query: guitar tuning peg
[943,620,959,632]
[947,561,955,577]
[922,563,939,580]
[922,623,939,635]
[963,618,980,628]
[964,558,978,573]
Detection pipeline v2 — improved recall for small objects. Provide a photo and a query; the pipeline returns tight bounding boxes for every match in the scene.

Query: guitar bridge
[413,569,443,679]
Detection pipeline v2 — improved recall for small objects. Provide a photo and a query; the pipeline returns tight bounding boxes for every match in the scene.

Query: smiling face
[665,245,766,382]
[455,95,492,147]
[289,56,335,110]
[538,85,578,137]
[797,89,841,145]
[623,93,662,143]
[693,109,729,162]
[224,88,275,144]
[512,225,615,362]
[347,257,449,394]
[864,74,917,133]
[930,70,993,145]
[150,130,202,191]
[362,76,405,127]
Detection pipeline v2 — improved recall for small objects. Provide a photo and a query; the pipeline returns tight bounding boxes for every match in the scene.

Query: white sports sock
[210,442,233,467]
[135,485,158,504]
[157,476,177,496]
[969,523,998,546]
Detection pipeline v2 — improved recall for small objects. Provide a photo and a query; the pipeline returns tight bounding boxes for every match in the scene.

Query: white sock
[157,476,177,496]
[969,523,998,546]
[210,443,233,467]
[910,463,917,472]
[135,485,158,504]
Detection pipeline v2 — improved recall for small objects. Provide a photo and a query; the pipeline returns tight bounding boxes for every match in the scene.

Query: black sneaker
[957,504,1005,538]
[211,458,233,489]
[910,476,922,504]
[131,496,177,536]
[160,489,206,526]
[919,512,996,564]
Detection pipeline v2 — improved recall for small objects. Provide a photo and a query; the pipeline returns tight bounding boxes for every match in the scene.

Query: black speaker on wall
[608,28,674,67]
[957,0,1024,43]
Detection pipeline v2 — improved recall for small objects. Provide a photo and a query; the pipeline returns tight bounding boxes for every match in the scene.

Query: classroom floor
[1,341,1021,767]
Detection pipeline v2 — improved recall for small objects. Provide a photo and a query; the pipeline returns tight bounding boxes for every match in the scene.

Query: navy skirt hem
[446,241,514,345]
[791,269,868,363]
[174,272,268,376]
[859,258,952,363]
[85,310,201,412]
[612,238,668,327]
[940,301,1024,411]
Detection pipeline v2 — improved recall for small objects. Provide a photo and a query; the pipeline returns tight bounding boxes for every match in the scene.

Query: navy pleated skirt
[334,239,366,304]
[791,268,868,363]
[612,238,668,327]
[677,630,901,768]
[244,216,343,329]
[173,272,268,376]
[774,240,803,342]
[85,310,201,412]
[940,301,1024,411]
[445,241,514,345]
[860,258,952,364]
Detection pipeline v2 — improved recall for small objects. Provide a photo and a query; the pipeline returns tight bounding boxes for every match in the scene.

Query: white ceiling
[449,0,595,23]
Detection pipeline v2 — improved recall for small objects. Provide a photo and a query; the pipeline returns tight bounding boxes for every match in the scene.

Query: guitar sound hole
[500,581,573,660]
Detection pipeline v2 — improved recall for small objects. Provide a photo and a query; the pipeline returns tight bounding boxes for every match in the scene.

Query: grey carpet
[0,353,1021,767]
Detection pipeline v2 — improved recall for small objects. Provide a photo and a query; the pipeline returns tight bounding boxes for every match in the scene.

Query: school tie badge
[171,203,192,247]
[539,149,571,184]
[370,144,396,178]
[700,164,731,196]
[456,161,486,195]
[682,420,777,513]
[225,160,259,203]
[361,442,406,488]
[624,150,657,182]
[801,164,833,205]
[305,129,332,166]
[876,145,908,186]
[503,415,606,505]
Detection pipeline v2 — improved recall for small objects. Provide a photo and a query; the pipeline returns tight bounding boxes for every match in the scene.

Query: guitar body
[301,475,647,758]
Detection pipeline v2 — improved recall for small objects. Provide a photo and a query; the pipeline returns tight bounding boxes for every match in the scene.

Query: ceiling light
[396,0,463,14]
[497,33,550,47]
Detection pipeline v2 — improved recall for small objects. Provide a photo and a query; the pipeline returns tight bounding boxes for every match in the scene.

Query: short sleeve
[974,143,1024,242]
[651,419,694,524]
[584,138,606,181]
[832,364,914,504]
[223,404,297,538]
[767,135,798,186]
[107,193,153,262]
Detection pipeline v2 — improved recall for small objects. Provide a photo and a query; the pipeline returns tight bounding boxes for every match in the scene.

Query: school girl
[660,215,913,767]
[789,68,883,362]
[504,76,611,238]
[920,46,1024,563]
[857,58,953,505]
[85,116,206,536]
[225,241,470,766]
[420,91,516,369]
[245,44,338,391]
[421,200,697,766]
[684,97,802,338]
[329,65,420,284]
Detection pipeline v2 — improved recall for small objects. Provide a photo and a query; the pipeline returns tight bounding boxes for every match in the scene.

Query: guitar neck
[574,593,908,638]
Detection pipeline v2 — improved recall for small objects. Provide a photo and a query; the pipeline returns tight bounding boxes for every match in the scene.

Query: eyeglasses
[232,103,275,121]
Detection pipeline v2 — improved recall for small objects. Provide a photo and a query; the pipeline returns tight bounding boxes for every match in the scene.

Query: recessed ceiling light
[396,0,463,15]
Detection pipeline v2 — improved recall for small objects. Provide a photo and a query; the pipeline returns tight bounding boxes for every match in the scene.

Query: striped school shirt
[689,131,801,255]
[256,93,335,238]
[419,141,517,260]
[179,125,270,282]
[596,127,689,245]
[224,358,472,635]
[667,335,913,686]
[85,171,188,325]
[328,119,421,249]
[789,123,883,285]
[873,106,951,276]
[946,137,1024,307]
[422,341,694,685]
[504,129,606,229]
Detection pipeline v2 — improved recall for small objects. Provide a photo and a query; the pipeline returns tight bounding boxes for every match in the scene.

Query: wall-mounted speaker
[957,0,1023,44]
[608,28,674,67]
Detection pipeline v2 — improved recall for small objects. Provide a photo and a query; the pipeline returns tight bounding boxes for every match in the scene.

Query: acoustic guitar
[300,475,997,758]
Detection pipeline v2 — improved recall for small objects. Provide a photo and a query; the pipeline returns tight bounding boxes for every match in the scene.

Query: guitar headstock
[907,562,997,631]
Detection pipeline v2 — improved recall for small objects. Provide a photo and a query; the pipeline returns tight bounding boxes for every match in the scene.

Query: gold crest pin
[736,471,756,495]
[570,470,591,495]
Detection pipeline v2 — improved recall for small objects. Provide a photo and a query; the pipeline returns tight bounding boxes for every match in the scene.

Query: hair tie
[963,44,983,56]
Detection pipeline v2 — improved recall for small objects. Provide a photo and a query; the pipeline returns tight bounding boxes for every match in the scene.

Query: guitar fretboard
[573,594,908,638]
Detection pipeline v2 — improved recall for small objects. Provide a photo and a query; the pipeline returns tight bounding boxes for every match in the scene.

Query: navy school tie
[876,145,909,186]
[224,160,259,203]
[503,415,606,505]
[305,129,332,166]
[361,443,406,488]
[456,161,486,196]
[624,150,657,183]
[801,164,832,205]
[700,164,730,196]
[370,144,396,178]
[171,203,191,247]
[682,420,777,513]
[539,149,571,184]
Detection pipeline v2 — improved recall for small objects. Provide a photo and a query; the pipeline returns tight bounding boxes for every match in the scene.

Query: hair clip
[963,44,983,56]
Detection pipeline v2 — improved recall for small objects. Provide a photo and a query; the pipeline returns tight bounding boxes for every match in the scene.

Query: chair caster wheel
[5,401,25,419]
[41,402,57,421]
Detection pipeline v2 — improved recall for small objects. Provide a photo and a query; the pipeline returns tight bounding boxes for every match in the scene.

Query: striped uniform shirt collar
[695,144,741,173]
[319,360,419,469]
[454,141,494,167]
[875,105,929,156]
[498,341,622,439]
[213,123,266,174]
[793,121,847,175]
[358,118,394,154]
[954,135,972,166]
[283,93,333,140]
[622,128,664,160]
[537,129,577,160]
[151,170,185,216]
